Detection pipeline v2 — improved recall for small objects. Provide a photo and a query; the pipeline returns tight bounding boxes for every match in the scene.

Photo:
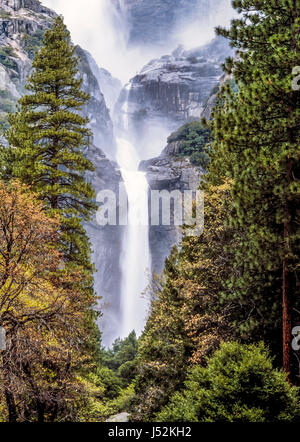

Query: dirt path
[106,412,130,422]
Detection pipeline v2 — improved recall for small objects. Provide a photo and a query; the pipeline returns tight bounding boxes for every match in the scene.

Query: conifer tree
[133,182,235,421]
[208,0,300,380]
[7,16,97,277]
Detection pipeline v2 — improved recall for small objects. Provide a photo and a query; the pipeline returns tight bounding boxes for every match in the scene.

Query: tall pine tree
[5,16,101,371]
[208,0,300,380]
[7,16,97,278]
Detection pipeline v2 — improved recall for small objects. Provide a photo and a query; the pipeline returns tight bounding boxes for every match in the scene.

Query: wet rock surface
[85,145,124,346]
[140,141,204,275]
[115,37,233,152]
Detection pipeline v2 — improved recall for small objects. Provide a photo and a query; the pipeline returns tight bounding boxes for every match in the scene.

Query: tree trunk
[282,252,292,382]
[282,159,294,382]
[2,351,18,422]
[37,401,45,423]
[4,388,17,423]
[22,361,45,423]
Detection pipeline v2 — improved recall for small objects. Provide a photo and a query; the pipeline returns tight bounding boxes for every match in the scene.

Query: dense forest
[0,0,299,423]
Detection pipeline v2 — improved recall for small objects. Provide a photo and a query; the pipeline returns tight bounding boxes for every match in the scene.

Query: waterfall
[115,85,151,339]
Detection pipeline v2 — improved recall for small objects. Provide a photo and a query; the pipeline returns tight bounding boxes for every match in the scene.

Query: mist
[42,0,234,84]
[42,0,163,82]
[177,1,235,49]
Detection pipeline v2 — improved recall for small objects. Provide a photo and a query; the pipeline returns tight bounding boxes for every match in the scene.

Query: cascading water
[115,85,151,338]
[42,0,236,347]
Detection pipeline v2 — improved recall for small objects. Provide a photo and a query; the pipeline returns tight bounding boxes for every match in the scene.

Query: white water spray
[116,86,151,339]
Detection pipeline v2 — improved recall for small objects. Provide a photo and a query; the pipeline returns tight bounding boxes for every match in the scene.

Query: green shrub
[0,11,11,20]
[94,367,123,400]
[75,375,135,422]
[102,331,138,387]
[118,360,138,385]
[190,151,209,168]
[0,113,9,133]
[167,121,211,167]
[22,30,44,59]
[0,46,18,70]
[157,342,300,422]
[110,384,136,415]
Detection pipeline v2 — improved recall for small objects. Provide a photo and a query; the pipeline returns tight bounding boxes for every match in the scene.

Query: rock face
[85,145,123,346]
[0,0,53,13]
[85,52,122,114]
[115,37,233,151]
[111,0,229,49]
[0,0,115,153]
[141,141,203,191]
[0,0,56,128]
[140,141,204,274]
[75,46,115,155]
[106,412,129,423]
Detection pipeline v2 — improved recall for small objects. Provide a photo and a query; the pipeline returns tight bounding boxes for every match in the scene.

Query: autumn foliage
[0,181,95,421]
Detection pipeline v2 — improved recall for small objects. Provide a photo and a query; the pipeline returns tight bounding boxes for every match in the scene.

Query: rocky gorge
[0,0,233,345]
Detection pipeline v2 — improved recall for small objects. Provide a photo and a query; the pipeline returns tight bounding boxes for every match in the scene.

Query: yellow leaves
[0,179,93,418]
[0,179,84,320]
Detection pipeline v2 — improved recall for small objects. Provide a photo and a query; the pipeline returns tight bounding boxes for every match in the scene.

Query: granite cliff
[140,139,204,274]
[115,37,233,153]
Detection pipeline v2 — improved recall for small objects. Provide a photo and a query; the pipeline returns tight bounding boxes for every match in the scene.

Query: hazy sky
[42,0,234,83]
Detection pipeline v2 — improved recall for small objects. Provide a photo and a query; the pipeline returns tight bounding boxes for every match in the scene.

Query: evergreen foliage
[0,17,105,422]
[6,16,97,277]
[132,182,235,421]
[207,0,300,378]
[102,331,139,387]
[157,342,300,422]
[0,46,17,71]
[132,0,300,421]
[22,29,44,60]
[168,121,211,167]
